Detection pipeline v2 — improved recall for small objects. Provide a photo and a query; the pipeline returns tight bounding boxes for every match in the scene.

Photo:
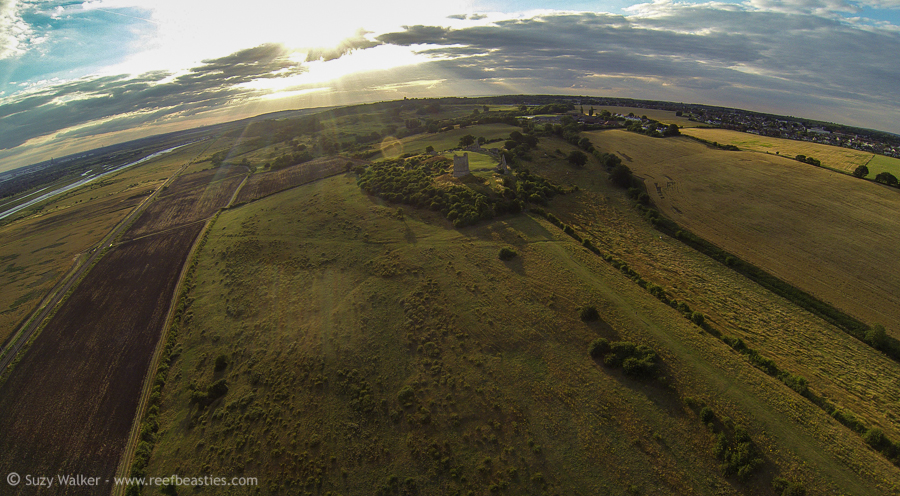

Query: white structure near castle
[452,153,470,177]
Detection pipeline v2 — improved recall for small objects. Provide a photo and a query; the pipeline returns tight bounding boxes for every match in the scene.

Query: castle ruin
[452,153,470,177]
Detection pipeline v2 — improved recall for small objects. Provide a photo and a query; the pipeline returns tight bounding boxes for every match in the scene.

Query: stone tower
[497,154,509,174]
[452,153,470,177]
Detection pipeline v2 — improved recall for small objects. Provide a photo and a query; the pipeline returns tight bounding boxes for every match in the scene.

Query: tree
[875,171,898,186]
[589,106,595,117]
[609,163,633,188]
[498,247,518,261]
[865,324,888,350]
[567,150,588,167]
[425,145,434,153]
[665,123,680,136]
[483,105,489,112]
[852,165,869,178]
[458,134,476,148]
[577,137,593,151]
[477,136,486,145]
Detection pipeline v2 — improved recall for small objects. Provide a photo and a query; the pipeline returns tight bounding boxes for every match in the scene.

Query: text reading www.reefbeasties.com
[7,472,257,488]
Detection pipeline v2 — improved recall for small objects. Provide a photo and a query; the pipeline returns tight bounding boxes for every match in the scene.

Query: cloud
[366,10,900,131]
[305,31,380,62]
[0,43,304,149]
[0,0,33,58]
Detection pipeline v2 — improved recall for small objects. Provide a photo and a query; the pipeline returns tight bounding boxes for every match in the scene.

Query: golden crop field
[584,130,900,340]
[681,127,874,173]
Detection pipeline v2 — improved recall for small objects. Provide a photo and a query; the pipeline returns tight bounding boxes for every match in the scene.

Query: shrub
[700,407,715,423]
[498,247,518,261]
[397,385,415,408]
[690,312,705,326]
[214,354,229,371]
[852,165,869,178]
[588,338,610,359]
[863,428,887,449]
[580,306,600,322]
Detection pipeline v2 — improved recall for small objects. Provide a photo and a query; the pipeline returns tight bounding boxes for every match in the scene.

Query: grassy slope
[142,168,896,495]
[521,136,900,489]
[583,130,900,340]
[680,128,874,174]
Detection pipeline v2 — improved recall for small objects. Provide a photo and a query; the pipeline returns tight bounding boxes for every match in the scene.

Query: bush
[397,385,415,408]
[580,306,600,322]
[588,338,610,359]
[690,312,705,326]
[609,163,633,188]
[700,406,715,423]
[852,165,869,178]
[567,150,588,167]
[498,247,518,261]
[214,354,229,371]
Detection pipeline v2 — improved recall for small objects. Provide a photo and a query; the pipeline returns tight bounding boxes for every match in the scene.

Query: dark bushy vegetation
[875,171,899,187]
[580,306,599,322]
[794,154,822,167]
[588,338,659,378]
[356,155,563,228]
[852,165,869,178]
[498,247,518,261]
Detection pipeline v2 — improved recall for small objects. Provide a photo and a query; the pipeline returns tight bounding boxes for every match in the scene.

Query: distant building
[452,153,470,177]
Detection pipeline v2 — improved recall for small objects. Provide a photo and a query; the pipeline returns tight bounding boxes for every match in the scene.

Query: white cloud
[0,0,33,58]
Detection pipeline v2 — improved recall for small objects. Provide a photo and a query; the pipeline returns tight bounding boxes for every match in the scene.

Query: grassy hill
[138,165,897,494]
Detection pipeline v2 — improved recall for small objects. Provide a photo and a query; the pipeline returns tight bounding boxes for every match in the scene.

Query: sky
[1,0,899,171]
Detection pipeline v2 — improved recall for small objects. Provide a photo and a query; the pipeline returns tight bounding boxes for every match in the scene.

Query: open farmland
[681,127,874,174]
[123,165,246,240]
[0,162,245,494]
[397,123,520,154]
[865,154,900,179]
[0,143,204,344]
[585,129,900,338]
[234,155,366,204]
[0,223,201,494]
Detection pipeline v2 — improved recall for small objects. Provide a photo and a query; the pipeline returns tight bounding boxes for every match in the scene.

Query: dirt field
[0,160,245,494]
[0,223,201,494]
[0,145,201,344]
[234,155,365,204]
[584,129,900,338]
[123,165,246,239]
[681,127,874,174]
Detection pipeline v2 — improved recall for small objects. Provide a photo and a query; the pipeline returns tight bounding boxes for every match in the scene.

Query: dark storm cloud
[0,43,304,149]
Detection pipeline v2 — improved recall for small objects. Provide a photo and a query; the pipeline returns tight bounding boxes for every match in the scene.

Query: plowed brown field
[234,155,366,204]
[0,164,244,494]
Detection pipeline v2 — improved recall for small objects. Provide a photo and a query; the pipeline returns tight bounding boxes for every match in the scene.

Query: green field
[865,154,900,179]
[138,157,899,494]
[399,123,520,155]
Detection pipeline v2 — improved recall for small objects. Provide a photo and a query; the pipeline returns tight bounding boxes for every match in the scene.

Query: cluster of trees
[625,119,680,137]
[875,171,899,187]
[504,130,540,159]
[588,338,659,378]
[356,156,562,227]
[794,154,822,167]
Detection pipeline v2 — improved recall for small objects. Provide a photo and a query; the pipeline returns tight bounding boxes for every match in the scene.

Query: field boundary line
[113,166,245,495]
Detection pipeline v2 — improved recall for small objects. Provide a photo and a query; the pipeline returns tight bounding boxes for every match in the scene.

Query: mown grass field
[865,153,900,179]
[681,127,876,174]
[139,168,899,495]
[583,130,900,341]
